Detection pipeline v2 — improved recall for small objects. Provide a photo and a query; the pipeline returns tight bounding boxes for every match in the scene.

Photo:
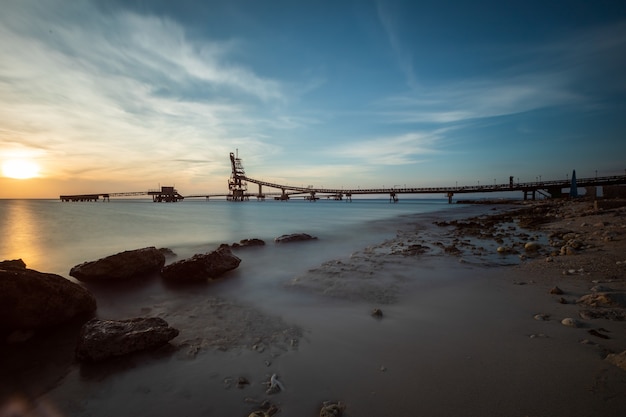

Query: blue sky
[1,0,625,197]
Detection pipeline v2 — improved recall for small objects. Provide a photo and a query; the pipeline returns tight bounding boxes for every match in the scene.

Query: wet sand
[3,199,626,417]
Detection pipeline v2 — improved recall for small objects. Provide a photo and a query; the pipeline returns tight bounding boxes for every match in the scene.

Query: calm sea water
[3,197,500,417]
[0,197,459,278]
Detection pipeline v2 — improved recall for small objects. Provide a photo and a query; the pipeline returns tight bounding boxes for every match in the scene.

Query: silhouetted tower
[228,151,248,201]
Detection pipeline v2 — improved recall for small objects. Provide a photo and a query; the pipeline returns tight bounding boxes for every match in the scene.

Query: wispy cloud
[331,130,445,166]
[375,20,626,125]
[0,1,290,184]
[376,1,418,90]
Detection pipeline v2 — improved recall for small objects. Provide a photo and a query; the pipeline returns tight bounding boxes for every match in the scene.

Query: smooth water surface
[0,198,456,277]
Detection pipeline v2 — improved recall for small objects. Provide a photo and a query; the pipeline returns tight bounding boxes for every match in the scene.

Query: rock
[75,317,179,361]
[561,318,581,328]
[605,351,626,372]
[534,314,550,321]
[70,247,166,282]
[524,242,541,252]
[590,285,612,293]
[161,245,241,282]
[0,261,97,332]
[232,238,266,248]
[319,401,346,417]
[371,308,383,318]
[248,401,279,417]
[549,286,564,295]
[0,259,27,269]
[577,292,626,308]
[568,239,584,249]
[588,329,610,339]
[274,233,318,243]
[579,309,626,321]
[560,246,576,256]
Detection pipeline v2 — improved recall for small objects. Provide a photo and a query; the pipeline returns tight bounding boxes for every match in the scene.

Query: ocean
[0,197,460,278]
[2,197,503,417]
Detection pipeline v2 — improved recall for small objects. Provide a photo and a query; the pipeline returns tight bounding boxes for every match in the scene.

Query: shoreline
[3,198,626,416]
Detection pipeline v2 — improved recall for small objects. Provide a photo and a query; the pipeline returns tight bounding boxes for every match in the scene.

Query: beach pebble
[524,242,541,252]
[371,308,383,318]
[561,318,581,328]
[534,314,550,321]
[591,285,612,293]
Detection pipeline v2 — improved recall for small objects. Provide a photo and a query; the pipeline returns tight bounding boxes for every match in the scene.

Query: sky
[1,0,625,198]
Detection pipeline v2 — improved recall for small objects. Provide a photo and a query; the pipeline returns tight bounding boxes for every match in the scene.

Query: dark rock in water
[0,260,96,332]
[75,317,179,362]
[161,245,241,282]
[231,238,266,248]
[69,247,166,282]
[159,247,177,258]
[274,233,317,243]
[371,308,383,318]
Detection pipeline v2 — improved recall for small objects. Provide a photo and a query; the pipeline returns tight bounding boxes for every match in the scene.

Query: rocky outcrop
[0,259,96,332]
[75,317,179,362]
[70,247,166,282]
[274,233,317,243]
[161,245,241,283]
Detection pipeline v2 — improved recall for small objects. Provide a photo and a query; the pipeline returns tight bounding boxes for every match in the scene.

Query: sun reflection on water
[0,200,42,268]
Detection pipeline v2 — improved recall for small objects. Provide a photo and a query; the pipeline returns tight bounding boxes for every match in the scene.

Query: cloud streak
[0,0,290,185]
[375,20,626,125]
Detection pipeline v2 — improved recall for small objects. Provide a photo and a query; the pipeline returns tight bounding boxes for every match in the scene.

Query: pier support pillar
[447,192,454,204]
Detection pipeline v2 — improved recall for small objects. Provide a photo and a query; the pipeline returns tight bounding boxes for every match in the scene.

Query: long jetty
[60,152,626,203]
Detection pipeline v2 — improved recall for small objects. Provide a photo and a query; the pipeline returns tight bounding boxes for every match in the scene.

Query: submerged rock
[319,401,346,417]
[0,259,96,332]
[70,247,166,282]
[605,350,626,372]
[161,245,241,282]
[577,292,626,308]
[75,317,179,361]
[274,233,317,243]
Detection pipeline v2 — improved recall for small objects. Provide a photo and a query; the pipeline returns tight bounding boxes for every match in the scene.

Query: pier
[60,186,183,202]
[60,152,626,203]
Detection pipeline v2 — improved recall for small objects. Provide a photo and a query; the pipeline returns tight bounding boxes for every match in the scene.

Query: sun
[1,159,41,179]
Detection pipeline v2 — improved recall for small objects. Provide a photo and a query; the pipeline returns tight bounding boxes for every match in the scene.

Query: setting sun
[1,159,41,179]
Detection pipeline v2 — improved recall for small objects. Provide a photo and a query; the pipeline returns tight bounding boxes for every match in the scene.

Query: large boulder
[76,317,179,362]
[274,233,317,243]
[0,259,97,332]
[70,247,166,282]
[161,245,241,283]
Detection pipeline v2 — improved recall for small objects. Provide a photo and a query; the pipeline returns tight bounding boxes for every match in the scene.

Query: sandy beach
[2,198,626,417]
